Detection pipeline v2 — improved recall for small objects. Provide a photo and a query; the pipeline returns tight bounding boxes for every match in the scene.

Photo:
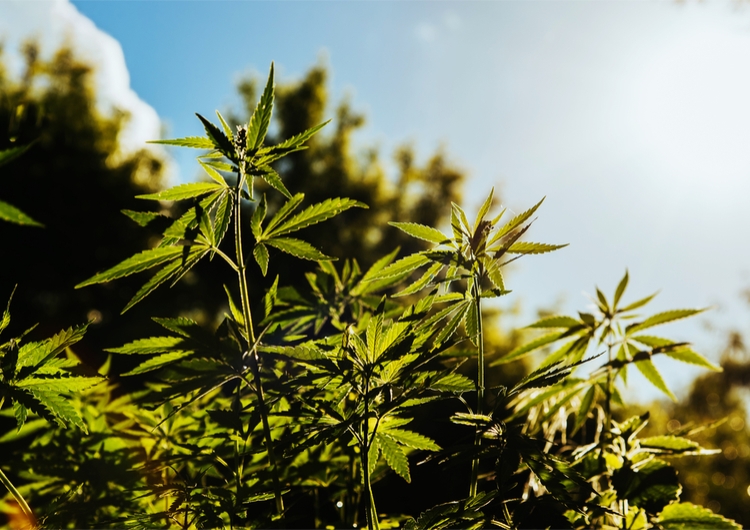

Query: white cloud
[0,0,173,178]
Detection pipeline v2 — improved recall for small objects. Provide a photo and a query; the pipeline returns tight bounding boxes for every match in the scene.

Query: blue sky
[4,0,750,401]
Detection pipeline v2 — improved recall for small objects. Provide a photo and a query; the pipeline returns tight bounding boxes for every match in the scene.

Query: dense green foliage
[1,47,747,529]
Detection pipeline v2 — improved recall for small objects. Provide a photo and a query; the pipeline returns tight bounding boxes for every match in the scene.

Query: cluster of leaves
[0,60,741,530]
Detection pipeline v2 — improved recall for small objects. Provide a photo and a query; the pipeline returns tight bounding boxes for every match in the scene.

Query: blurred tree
[0,42,169,364]
[665,331,750,528]
[635,321,750,527]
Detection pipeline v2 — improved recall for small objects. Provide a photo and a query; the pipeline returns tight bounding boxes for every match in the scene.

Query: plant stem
[0,467,34,524]
[469,288,484,497]
[233,170,284,517]
[604,343,613,445]
[362,372,380,530]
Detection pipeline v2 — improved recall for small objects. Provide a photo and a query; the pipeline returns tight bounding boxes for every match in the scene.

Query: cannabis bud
[235,124,248,160]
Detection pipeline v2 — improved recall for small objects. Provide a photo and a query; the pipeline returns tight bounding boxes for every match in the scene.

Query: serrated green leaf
[484,257,505,291]
[250,194,267,241]
[381,428,440,451]
[213,190,232,247]
[664,348,721,371]
[12,401,28,431]
[394,262,442,297]
[148,136,215,149]
[367,436,380,477]
[378,434,411,482]
[196,113,234,154]
[489,197,545,245]
[17,376,101,394]
[254,244,269,276]
[634,359,675,401]
[389,222,450,245]
[122,209,161,227]
[452,202,471,239]
[434,300,471,347]
[137,182,224,202]
[265,237,332,261]
[506,242,567,254]
[657,502,741,530]
[161,191,222,242]
[215,110,233,140]
[251,166,290,199]
[76,246,185,288]
[122,350,194,376]
[106,336,184,355]
[258,120,330,164]
[630,335,674,347]
[263,193,305,236]
[430,372,474,393]
[121,245,209,313]
[614,270,629,309]
[639,435,713,455]
[198,159,229,186]
[492,331,565,365]
[17,324,88,369]
[472,188,494,233]
[619,292,658,313]
[527,315,582,329]
[28,388,86,431]
[627,309,705,334]
[0,199,42,227]
[247,63,275,150]
[465,301,479,344]
[367,253,431,282]
[267,197,367,238]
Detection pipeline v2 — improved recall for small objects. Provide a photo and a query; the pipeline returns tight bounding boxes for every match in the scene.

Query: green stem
[362,372,380,530]
[0,467,34,524]
[233,169,284,517]
[469,288,484,497]
[604,343,613,445]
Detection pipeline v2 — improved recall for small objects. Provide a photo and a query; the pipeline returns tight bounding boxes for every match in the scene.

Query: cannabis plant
[8,59,735,530]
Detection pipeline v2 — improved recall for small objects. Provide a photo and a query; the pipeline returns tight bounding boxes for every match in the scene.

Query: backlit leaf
[196,113,234,154]
[493,331,566,365]
[506,242,567,254]
[0,200,42,227]
[267,197,367,238]
[367,253,431,281]
[378,434,411,482]
[527,315,582,329]
[627,309,706,334]
[657,502,741,530]
[247,63,275,150]
[106,336,185,355]
[664,348,721,371]
[635,359,676,401]
[254,243,269,275]
[265,237,332,261]
[389,222,450,245]
[122,350,194,376]
[137,182,224,202]
[382,428,440,451]
[148,136,215,149]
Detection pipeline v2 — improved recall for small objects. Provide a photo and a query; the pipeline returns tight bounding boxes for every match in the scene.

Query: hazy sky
[3,0,750,401]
